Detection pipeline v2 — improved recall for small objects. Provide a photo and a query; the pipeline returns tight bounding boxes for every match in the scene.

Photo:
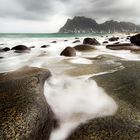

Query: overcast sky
[0,0,139,33]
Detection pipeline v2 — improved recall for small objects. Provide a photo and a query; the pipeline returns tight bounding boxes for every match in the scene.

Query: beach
[0,33,140,140]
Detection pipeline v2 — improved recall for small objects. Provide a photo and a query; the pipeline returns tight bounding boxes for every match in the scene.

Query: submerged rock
[83,38,100,45]
[74,44,96,51]
[60,47,76,57]
[130,34,140,46]
[0,67,56,140]
[41,45,49,48]
[51,41,57,43]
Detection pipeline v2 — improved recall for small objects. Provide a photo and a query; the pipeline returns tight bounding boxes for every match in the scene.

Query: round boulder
[11,45,30,51]
[130,34,140,46]
[60,47,76,57]
[83,38,100,45]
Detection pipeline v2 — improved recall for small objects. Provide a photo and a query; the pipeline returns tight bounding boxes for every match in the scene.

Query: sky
[0,0,139,33]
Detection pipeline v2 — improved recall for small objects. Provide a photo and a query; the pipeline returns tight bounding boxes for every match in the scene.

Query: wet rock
[41,45,49,48]
[67,60,140,140]
[51,41,57,43]
[106,43,140,51]
[30,46,35,49]
[109,37,119,41]
[0,67,56,140]
[2,47,10,52]
[72,40,80,43]
[83,38,100,45]
[60,47,76,57]
[0,56,4,59]
[74,44,96,51]
[103,41,108,44]
[14,50,30,53]
[11,45,31,51]
[130,34,140,46]
[75,37,79,39]
[64,40,68,42]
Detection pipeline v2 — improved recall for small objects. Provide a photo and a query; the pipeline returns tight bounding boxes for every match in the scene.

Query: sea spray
[44,76,118,140]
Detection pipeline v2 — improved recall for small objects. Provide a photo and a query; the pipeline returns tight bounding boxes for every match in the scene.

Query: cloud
[0,0,139,32]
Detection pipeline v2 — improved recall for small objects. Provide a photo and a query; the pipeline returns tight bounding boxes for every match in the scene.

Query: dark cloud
[0,0,139,32]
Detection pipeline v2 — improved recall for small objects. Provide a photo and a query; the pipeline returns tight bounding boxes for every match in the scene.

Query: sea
[0,33,140,140]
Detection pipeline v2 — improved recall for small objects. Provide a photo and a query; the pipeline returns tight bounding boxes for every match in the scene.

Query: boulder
[109,37,119,41]
[64,40,68,42]
[0,67,56,140]
[11,45,30,51]
[106,43,140,51]
[72,40,81,43]
[74,44,96,51]
[2,47,10,52]
[130,34,140,46]
[83,38,100,45]
[60,47,76,57]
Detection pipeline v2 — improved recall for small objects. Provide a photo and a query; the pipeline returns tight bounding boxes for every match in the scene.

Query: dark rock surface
[72,40,80,43]
[106,43,140,50]
[12,45,30,53]
[59,16,140,33]
[2,47,10,52]
[41,45,49,48]
[60,47,76,57]
[74,44,96,51]
[67,60,140,140]
[0,67,56,140]
[130,34,140,46]
[83,38,100,45]
[108,37,119,41]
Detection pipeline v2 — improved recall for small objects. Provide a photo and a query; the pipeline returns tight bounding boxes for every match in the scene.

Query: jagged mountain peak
[59,16,140,33]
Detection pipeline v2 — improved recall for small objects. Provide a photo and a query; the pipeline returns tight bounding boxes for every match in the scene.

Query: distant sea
[0,33,107,38]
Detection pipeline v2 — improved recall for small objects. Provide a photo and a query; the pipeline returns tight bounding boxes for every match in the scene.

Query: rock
[64,40,68,42]
[11,45,31,51]
[103,41,108,44]
[41,45,49,48]
[0,56,4,59]
[60,47,76,57]
[51,41,57,43]
[67,60,140,140]
[83,38,100,45]
[130,34,140,46]
[106,43,140,51]
[74,44,96,51]
[75,37,79,39]
[30,46,35,48]
[0,67,56,140]
[109,37,119,41]
[2,47,10,52]
[72,40,80,43]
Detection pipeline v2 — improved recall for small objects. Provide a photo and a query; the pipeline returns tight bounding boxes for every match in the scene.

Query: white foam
[44,76,118,140]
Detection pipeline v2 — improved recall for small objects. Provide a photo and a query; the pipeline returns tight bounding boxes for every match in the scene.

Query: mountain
[59,16,140,33]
